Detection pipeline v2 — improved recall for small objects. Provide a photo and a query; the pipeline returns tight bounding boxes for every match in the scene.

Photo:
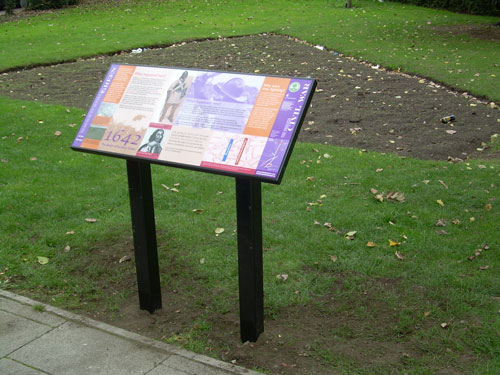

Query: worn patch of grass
[0,0,499,101]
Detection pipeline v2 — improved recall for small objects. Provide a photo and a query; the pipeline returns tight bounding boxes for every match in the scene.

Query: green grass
[1,97,500,373]
[1,1,500,373]
[0,0,499,101]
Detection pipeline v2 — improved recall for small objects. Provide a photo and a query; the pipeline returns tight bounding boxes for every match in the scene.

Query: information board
[72,64,316,184]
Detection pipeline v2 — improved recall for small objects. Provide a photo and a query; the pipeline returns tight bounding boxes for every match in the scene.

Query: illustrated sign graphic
[72,64,316,183]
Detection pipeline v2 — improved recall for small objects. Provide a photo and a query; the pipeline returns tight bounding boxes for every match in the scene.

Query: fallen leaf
[54,131,62,136]
[276,274,288,281]
[438,180,449,190]
[119,255,131,263]
[170,188,179,193]
[64,245,71,252]
[192,209,204,214]
[395,251,404,260]
[330,255,338,263]
[366,241,376,248]
[85,218,97,223]
[30,157,37,161]
[469,217,475,223]
[435,219,447,227]
[345,231,357,240]
[485,204,492,211]
[215,227,225,236]
[440,322,448,329]
[376,168,383,173]
[200,258,205,264]
[452,219,460,225]
[479,265,489,270]
[65,231,75,235]
[386,191,406,202]
[37,256,49,265]
[306,176,315,182]
[389,239,401,247]
[436,199,444,207]
[161,184,170,190]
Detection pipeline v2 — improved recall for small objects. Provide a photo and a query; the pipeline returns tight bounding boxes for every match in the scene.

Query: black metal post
[126,160,162,313]
[235,178,264,342]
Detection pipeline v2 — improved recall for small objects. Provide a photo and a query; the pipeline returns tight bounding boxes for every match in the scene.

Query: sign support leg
[126,160,162,313]
[235,178,264,342]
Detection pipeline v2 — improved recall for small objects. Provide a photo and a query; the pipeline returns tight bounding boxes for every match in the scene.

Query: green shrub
[27,0,78,10]
[3,0,17,14]
[390,0,500,16]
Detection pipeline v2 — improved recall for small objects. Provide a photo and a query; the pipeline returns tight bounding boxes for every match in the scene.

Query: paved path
[0,290,261,375]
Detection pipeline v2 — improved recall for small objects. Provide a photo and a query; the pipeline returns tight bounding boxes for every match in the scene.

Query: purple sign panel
[71,64,316,184]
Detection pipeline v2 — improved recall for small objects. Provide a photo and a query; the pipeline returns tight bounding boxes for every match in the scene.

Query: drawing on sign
[72,64,316,183]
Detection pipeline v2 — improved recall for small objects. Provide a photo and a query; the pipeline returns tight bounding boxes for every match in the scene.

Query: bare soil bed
[1,34,499,161]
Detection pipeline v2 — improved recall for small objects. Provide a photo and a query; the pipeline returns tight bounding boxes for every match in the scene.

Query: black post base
[235,178,264,342]
[126,160,162,313]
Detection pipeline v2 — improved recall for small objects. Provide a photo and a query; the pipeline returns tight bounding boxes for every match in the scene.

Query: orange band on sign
[243,77,290,137]
[80,138,100,150]
[102,65,136,104]
[92,116,112,126]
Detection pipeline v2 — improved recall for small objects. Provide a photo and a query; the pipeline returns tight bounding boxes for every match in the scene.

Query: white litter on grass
[131,48,143,54]
[315,45,325,51]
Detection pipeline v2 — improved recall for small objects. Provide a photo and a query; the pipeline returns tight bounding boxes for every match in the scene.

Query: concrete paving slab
[0,358,47,375]
[161,354,235,375]
[0,297,65,327]
[146,363,191,375]
[9,321,169,375]
[0,310,53,357]
[0,290,262,375]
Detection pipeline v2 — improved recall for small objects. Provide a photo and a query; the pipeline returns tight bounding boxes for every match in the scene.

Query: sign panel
[72,64,316,184]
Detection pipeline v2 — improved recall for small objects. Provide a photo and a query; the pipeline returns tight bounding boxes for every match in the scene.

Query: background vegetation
[390,0,500,16]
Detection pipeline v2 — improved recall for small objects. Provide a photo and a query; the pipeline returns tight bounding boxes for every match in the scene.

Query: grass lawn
[0,0,499,101]
[1,1,500,374]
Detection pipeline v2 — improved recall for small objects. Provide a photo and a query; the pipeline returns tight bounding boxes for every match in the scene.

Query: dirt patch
[79,241,472,375]
[429,23,500,42]
[1,34,499,160]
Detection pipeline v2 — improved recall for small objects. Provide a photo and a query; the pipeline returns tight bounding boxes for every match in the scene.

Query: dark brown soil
[1,34,499,161]
[3,33,497,374]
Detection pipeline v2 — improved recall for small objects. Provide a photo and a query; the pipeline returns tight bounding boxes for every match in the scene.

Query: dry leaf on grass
[119,255,131,263]
[37,256,49,265]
